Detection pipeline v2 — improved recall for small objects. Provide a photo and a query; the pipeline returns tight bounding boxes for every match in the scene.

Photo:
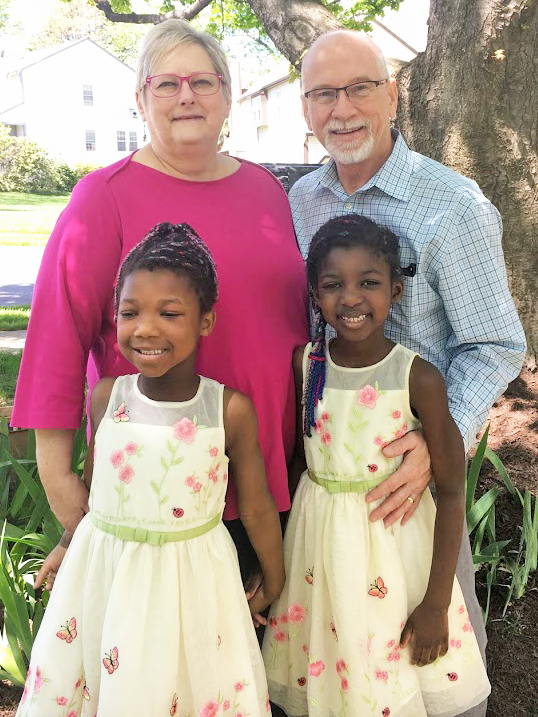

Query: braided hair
[303,214,401,436]
[115,222,218,316]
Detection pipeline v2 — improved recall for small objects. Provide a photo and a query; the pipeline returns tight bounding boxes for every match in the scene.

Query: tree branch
[94,0,214,25]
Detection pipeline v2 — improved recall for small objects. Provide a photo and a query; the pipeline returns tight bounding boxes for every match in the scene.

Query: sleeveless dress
[17,375,270,717]
[262,344,490,717]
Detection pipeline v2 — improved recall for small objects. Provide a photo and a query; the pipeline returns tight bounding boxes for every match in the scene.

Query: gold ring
[407,496,414,504]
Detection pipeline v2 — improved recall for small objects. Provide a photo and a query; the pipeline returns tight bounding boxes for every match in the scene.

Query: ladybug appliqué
[173,507,184,518]
[297,677,306,687]
[382,709,390,716]
[368,464,378,473]
[447,672,458,682]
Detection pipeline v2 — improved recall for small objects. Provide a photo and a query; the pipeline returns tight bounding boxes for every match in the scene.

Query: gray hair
[136,19,231,103]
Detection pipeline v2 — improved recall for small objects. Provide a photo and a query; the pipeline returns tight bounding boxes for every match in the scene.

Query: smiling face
[117,268,215,380]
[301,32,397,171]
[136,42,231,155]
[313,245,402,351]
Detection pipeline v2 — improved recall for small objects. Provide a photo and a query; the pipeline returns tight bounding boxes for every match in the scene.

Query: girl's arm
[224,388,285,620]
[400,357,466,666]
[288,345,307,499]
[34,378,116,590]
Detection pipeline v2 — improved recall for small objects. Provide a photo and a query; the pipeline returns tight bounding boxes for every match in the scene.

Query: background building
[0,38,144,166]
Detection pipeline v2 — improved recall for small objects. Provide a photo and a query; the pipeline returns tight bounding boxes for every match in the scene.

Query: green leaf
[150,481,160,494]
[171,457,184,466]
[466,426,490,515]
[466,487,501,533]
[159,496,168,505]
[344,443,354,454]
[160,457,168,471]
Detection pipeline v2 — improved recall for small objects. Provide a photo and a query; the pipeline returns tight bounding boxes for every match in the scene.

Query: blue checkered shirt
[290,132,526,452]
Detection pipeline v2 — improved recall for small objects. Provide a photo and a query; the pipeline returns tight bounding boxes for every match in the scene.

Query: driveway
[0,246,45,306]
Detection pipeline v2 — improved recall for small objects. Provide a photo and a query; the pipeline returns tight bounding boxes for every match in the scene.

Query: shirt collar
[315,130,413,202]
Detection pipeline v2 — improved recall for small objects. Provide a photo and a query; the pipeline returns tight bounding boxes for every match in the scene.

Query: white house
[0,38,144,166]
[227,20,419,164]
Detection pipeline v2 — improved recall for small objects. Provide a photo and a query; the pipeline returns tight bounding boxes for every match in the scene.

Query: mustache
[325,118,373,133]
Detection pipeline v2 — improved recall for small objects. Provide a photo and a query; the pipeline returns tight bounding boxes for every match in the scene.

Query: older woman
[12,20,308,572]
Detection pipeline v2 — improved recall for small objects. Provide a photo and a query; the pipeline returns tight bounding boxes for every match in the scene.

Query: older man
[290,30,526,717]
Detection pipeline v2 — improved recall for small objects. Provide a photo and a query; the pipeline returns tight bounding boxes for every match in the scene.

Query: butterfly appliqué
[56,617,77,643]
[368,576,388,599]
[170,693,178,715]
[103,646,119,674]
[83,684,90,700]
[113,402,129,423]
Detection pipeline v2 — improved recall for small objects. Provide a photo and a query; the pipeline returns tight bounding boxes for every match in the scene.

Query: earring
[143,122,147,142]
[390,116,397,128]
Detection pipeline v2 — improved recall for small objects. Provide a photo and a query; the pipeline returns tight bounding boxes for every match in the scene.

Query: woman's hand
[400,602,449,666]
[45,471,89,533]
[365,430,431,526]
[34,543,67,591]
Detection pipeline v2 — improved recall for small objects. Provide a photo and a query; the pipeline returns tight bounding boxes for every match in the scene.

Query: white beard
[322,120,375,165]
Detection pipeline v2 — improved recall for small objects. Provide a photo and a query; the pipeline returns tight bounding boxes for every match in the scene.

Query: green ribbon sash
[90,512,221,545]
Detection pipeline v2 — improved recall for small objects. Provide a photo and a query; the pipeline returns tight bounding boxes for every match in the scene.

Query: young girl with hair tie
[18,222,283,717]
[263,215,490,717]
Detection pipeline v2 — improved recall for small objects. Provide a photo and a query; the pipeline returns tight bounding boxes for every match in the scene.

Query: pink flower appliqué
[193,482,202,493]
[376,669,389,681]
[124,442,138,455]
[223,472,228,483]
[341,678,349,693]
[394,423,408,439]
[185,476,195,487]
[463,622,473,633]
[321,431,331,446]
[288,603,306,623]
[392,410,401,419]
[208,469,218,484]
[374,435,383,446]
[274,630,287,643]
[109,449,124,468]
[234,681,245,692]
[34,666,43,694]
[199,699,219,717]
[314,419,323,434]
[450,639,462,648]
[119,465,134,484]
[56,696,68,706]
[357,384,379,409]
[173,417,197,444]
[309,660,325,677]
[209,446,218,457]
[67,712,78,717]
[336,659,347,676]
[458,605,465,614]
[321,411,330,422]
[223,701,230,711]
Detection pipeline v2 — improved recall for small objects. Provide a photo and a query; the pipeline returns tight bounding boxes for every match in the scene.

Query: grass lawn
[0,192,69,245]
[0,305,31,331]
[0,351,22,406]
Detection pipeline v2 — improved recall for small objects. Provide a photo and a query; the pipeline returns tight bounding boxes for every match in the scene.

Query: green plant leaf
[466,487,501,533]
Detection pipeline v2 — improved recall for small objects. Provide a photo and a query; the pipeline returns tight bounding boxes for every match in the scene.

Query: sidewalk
[0,330,26,352]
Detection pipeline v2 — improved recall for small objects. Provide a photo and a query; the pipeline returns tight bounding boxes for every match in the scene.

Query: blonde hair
[136,19,231,102]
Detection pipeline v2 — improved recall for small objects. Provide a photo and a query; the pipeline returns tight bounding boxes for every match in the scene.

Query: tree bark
[396,0,537,361]
[245,0,341,65]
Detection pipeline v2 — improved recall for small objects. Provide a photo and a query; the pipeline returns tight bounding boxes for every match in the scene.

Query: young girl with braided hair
[262,215,490,717]
[19,222,283,717]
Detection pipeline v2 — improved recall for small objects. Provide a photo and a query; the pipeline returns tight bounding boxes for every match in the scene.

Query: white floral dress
[18,375,271,717]
[262,344,490,717]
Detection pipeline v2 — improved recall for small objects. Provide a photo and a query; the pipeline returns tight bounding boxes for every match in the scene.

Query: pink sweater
[13,155,308,518]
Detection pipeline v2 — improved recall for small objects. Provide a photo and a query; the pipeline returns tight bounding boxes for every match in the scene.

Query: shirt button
[344,202,352,210]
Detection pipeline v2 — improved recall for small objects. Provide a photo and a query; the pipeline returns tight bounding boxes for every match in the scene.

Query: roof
[5,38,135,74]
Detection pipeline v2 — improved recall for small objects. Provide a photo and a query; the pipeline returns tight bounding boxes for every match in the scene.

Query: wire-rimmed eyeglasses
[304,79,388,105]
[145,73,223,98]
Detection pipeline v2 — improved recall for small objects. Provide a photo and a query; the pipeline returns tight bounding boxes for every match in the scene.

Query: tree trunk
[396,0,538,362]
[245,0,341,65]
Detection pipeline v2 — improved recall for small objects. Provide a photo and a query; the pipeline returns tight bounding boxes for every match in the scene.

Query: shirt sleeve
[12,172,123,430]
[438,199,527,452]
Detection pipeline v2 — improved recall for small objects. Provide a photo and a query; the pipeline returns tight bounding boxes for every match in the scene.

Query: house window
[85,130,96,151]
[83,85,93,106]
[117,131,126,151]
[129,131,137,151]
